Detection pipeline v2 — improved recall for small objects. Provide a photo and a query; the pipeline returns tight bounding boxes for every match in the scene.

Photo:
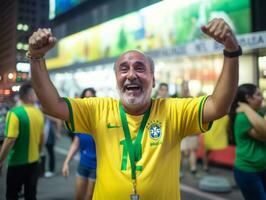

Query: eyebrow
[134,61,145,66]
[118,61,128,67]
[118,60,146,67]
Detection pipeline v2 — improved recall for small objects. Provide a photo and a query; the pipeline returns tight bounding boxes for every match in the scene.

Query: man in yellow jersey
[27,18,240,200]
[0,82,44,200]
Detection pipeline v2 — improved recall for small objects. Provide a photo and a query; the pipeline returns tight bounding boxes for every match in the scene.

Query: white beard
[117,86,152,108]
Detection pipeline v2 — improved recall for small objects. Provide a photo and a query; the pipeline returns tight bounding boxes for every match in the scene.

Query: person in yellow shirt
[202,115,229,171]
[0,82,44,199]
[27,18,240,200]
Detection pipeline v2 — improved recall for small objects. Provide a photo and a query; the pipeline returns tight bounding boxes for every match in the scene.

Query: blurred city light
[23,44,29,50]
[259,56,266,64]
[8,73,14,80]
[16,62,30,72]
[4,89,10,95]
[12,85,20,92]
[23,24,29,31]
[16,42,23,50]
[17,23,23,30]
[17,23,29,32]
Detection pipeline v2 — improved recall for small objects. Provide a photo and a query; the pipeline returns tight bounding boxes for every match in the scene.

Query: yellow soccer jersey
[64,96,210,200]
[204,115,229,150]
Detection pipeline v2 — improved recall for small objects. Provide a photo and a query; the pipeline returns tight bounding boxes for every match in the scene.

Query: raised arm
[201,18,240,123]
[28,28,69,121]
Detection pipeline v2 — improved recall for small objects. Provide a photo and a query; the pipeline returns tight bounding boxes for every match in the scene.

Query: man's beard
[117,86,152,108]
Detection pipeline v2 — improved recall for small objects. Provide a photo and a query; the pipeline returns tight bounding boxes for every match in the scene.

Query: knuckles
[29,28,52,48]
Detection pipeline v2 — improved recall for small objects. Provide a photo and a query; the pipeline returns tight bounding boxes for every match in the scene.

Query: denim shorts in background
[77,163,96,180]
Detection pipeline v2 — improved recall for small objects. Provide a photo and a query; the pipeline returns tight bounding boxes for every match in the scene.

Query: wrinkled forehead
[115,50,149,66]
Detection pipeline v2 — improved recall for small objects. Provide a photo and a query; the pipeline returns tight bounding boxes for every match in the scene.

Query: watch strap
[223,45,242,58]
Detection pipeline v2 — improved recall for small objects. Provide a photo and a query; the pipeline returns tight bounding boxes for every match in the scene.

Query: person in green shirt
[229,83,266,200]
[0,82,44,200]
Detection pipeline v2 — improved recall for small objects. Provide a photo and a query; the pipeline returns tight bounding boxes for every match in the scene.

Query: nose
[127,68,137,80]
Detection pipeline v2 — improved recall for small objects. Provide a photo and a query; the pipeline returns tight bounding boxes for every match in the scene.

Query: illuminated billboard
[49,0,87,20]
[47,0,251,69]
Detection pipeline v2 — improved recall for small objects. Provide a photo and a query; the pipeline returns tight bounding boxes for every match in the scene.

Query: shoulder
[8,106,25,116]
[236,112,248,120]
[9,106,22,112]
[66,97,118,104]
[153,96,204,107]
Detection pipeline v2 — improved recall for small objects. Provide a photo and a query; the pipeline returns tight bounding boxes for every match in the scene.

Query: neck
[21,99,34,105]
[122,99,151,115]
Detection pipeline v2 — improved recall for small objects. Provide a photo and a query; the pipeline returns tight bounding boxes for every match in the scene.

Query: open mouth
[124,84,142,94]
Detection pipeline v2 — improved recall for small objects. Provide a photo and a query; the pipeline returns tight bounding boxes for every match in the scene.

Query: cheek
[116,76,125,87]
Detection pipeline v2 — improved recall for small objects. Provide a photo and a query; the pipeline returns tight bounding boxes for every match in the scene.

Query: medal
[130,180,140,200]
[130,194,140,200]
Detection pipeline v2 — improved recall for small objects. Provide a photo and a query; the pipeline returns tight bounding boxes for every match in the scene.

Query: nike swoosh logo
[107,123,121,129]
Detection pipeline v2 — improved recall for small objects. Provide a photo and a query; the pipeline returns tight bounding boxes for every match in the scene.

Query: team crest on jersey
[147,120,162,142]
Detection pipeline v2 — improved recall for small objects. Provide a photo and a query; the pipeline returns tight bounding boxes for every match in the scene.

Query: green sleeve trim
[198,96,212,132]
[63,98,75,132]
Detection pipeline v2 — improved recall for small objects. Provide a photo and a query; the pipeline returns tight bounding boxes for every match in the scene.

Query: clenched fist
[28,28,57,58]
[201,18,239,52]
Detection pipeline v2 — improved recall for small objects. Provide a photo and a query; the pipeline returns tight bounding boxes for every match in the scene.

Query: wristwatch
[223,45,242,58]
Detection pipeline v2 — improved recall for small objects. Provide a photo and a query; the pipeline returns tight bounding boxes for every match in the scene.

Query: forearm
[64,142,79,164]
[0,138,15,165]
[210,57,239,118]
[243,108,266,137]
[30,59,68,120]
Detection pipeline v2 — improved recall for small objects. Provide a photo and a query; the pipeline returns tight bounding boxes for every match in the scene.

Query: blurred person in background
[62,88,97,200]
[0,82,44,200]
[229,83,266,200]
[27,18,240,199]
[202,115,229,171]
[156,82,169,98]
[180,80,199,175]
[43,115,61,178]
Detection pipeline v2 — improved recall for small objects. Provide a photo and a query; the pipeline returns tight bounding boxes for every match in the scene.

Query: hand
[62,162,69,177]
[28,28,57,58]
[236,102,250,113]
[201,18,239,52]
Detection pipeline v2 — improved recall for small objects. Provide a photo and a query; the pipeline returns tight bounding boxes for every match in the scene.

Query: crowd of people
[0,17,265,200]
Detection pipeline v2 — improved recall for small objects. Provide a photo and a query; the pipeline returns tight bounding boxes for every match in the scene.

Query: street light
[17,23,23,30]
[8,73,14,80]
[16,42,23,50]
[23,24,29,31]
[23,44,29,50]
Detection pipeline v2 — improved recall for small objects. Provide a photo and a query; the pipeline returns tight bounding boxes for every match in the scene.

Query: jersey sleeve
[64,97,97,134]
[177,96,212,138]
[4,111,19,138]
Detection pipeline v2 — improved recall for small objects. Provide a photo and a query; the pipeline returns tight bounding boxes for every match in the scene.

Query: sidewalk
[180,157,243,200]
